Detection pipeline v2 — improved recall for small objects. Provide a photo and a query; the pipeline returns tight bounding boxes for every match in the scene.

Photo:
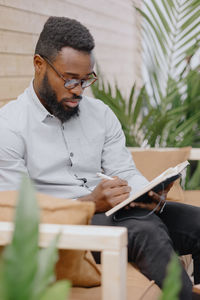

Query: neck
[33,78,52,113]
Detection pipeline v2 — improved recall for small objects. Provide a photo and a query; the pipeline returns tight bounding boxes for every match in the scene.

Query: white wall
[0,0,142,106]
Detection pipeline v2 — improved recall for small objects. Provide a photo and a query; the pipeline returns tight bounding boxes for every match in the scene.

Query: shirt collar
[28,80,53,122]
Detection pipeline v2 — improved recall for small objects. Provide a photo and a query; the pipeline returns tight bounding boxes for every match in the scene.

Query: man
[0,16,200,299]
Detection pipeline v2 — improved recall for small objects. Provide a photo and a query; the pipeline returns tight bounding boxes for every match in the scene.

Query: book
[105,160,189,216]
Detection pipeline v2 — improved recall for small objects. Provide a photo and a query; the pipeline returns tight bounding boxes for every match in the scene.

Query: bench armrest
[0,222,127,300]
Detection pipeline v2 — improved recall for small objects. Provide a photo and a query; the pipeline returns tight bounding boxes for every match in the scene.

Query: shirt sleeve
[0,126,28,190]
[101,106,149,194]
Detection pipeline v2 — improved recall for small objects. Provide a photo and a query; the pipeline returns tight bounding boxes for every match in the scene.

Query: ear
[33,54,45,74]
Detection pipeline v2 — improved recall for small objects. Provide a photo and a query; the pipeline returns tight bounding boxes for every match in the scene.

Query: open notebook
[105,160,189,217]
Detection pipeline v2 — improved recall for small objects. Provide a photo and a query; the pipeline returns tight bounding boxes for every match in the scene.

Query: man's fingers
[148,190,163,203]
[131,201,164,212]
[130,202,157,211]
[108,193,130,207]
[165,182,174,192]
[100,177,128,188]
[109,185,131,197]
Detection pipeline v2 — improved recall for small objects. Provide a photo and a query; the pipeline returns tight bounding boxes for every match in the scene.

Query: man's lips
[62,98,81,108]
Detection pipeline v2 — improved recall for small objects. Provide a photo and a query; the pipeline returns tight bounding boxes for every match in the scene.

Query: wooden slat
[0,29,37,54]
[0,4,134,37]
[0,77,32,101]
[0,28,134,55]
[0,0,135,24]
[0,221,127,251]
[89,27,134,48]
[0,0,142,101]
[0,26,136,54]
[0,5,47,34]
[0,54,33,76]
[102,247,127,300]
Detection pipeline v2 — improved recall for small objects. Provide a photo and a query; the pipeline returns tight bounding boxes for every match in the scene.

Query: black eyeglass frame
[40,55,98,90]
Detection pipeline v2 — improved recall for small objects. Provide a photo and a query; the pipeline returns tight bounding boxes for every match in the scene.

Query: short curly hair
[35,16,95,61]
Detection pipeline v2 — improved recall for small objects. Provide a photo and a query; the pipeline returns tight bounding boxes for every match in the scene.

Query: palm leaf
[136,0,200,105]
[128,84,135,117]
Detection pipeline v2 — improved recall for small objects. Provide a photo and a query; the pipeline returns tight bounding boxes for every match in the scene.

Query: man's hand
[79,176,131,212]
[129,182,174,213]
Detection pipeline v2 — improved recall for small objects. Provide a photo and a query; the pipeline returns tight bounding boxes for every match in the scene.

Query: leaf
[0,176,70,300]
[40,280,71,300]
[136,0,200,105]
[128,84,135,117]
[92,0,200,151]
[170,111,200,140]
[160,254,181,300]
[0,257,6,299]
[136,7,167,56]
[181,10,200,31]
[177,23,200,44]
[31,234,60,299]
[151,0,171,36]
[2,175,39,300]
[91,78,145,147]
[161,0,174,23]
[187,161,200,190]
[132,86,146,124]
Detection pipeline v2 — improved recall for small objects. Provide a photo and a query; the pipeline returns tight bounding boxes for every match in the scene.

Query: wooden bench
[0,147,200,300]
[0,221,127,300]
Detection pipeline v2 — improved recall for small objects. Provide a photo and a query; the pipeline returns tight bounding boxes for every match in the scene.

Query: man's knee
[127,219,172,262]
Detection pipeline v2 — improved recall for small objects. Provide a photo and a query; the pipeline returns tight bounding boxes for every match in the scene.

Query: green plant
[92,0,200,188]
[160,254,182,300]
[91,80,151,147]
[0,176,70,300]
[91,74,200,149]
[134,0,200,148]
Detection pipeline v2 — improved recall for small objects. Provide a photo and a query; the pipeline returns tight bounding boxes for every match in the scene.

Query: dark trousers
[91,202,200,300]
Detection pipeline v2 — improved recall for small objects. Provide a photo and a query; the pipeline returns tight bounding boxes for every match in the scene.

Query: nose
[69,84,83,96]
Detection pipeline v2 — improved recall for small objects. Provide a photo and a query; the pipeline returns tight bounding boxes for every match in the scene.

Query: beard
[38,73,81,123]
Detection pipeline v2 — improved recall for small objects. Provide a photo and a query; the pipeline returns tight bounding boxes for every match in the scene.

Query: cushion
[131,147,191,202]
[183,190,200,207]
[0,190,101,287]
[69,263,161,300]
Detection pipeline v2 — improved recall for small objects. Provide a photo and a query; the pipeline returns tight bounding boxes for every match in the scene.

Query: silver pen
[96,172,114,180]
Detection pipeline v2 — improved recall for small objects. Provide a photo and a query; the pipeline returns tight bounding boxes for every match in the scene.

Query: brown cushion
[69,263,161,300]
[0,190,101,287]
[183,190,200,206]
[131,147,191,202]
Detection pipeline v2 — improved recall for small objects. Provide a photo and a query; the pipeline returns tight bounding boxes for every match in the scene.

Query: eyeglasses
[41,55,98,90]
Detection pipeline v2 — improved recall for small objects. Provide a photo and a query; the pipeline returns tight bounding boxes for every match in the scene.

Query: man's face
[35,47,95,122]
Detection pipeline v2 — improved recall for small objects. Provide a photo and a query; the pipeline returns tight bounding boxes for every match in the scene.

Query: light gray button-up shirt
[0,82,148,198]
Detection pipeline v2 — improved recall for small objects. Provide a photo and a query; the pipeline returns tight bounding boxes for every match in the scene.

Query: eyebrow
[63,71,94,77]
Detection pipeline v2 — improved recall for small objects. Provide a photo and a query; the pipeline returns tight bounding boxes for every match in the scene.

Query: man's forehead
[54,47,95,75]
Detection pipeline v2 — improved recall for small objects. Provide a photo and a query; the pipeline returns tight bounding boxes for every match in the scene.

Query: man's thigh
[159,201,200,255]
[91,208,173,264]
[92,207,164,228]
[92,207,170,233]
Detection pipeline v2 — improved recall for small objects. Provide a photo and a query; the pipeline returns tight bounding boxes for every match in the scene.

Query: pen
[96,172,114,180]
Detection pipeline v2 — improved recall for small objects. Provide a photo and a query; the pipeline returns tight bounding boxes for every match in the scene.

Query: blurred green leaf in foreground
[0,175,70,300]
[160,254,182,300]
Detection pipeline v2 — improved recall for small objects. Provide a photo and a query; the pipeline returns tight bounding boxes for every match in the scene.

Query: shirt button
[70,152,74,157]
